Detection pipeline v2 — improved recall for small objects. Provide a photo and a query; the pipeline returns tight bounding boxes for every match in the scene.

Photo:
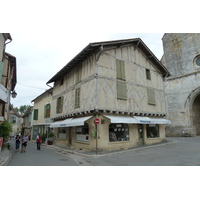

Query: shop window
[109,123,129,142]
[76,123,89,142]
[58,127,66,139]
[146,124,159,138]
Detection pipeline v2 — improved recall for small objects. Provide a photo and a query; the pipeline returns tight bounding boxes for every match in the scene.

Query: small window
[109,123,129,142]
[56,96,64,114]
[146,69,151,80]
[146,124,159,138]
[147,88,156,105]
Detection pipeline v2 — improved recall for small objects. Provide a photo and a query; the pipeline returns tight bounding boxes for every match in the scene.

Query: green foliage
[13,105,31,115]
[0,121,12,148]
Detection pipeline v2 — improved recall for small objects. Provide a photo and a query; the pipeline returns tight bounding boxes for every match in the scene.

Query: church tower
[162,33,200,136]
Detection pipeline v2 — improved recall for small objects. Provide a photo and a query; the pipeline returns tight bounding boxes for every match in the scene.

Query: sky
[6,33,164,108]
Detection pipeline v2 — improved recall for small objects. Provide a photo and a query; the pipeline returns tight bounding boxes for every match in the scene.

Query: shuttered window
[147,89,156,105]
[117,80,127,100]
[56,96,64,114]
[44,103,51,118]
[75,87,80,108]
[116,59,125,80]
[33,109,38,120]
[116,59,127,100]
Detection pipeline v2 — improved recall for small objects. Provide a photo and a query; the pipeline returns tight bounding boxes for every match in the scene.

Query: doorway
[192,94,200,136]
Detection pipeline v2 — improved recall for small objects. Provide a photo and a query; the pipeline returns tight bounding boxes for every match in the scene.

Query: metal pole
[96,123,98,155]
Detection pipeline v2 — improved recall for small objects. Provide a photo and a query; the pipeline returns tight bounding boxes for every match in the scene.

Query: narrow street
[7,139,91,166]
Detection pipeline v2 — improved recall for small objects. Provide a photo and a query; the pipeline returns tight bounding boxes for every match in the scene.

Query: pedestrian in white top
[21,134,29,153]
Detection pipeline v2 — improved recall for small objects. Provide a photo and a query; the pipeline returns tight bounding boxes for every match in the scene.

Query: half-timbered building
[47,38,170,152]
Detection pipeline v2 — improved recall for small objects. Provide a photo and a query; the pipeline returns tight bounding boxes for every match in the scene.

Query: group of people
[15,134,42,152]
[15,134,29,153]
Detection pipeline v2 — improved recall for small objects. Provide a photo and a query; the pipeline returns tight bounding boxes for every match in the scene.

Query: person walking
[21,134,29,153]
[36,134,42,150]
[15,134,20,150]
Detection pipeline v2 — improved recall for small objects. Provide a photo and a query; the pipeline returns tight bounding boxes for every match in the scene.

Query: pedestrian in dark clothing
[15,134,20,150]
[36,134,42,150]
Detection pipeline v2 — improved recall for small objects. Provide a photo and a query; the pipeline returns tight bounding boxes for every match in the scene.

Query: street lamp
[11,90,17,98]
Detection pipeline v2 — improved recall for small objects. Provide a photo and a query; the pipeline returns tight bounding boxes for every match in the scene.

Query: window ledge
[109,141,130,144]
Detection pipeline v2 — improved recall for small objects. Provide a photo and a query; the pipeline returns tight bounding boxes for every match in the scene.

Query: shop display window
[109,123,129,142]
[76,123,89,142]
[58,127,66,139]
[146,124,159,138]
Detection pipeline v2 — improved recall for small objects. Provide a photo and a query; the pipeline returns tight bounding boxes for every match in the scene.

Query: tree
[0,121,12,149]
[13,105,32,115]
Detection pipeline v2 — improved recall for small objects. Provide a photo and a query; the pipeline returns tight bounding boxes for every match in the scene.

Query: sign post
[94,118,100,155]
[0,137,3,151]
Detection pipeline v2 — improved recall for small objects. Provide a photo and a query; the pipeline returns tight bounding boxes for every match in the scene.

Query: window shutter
[75,87,80,108]
[44,105,46,118]
[116,59,125,80]
[117,80,127,100]
[147,89,156,105]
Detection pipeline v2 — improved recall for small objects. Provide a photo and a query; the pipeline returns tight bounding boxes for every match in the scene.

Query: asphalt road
[7,137,200,166]
[7,139,86,166]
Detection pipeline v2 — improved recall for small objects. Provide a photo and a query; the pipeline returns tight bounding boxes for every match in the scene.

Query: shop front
[50,114,170,152]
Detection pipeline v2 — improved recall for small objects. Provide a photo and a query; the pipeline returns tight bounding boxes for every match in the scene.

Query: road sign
[94,118,100,124]
[0,137,3,151]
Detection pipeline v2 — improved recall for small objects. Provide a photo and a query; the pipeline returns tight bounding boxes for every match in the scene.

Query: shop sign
[0,137,3,151]
[94,118,100,124]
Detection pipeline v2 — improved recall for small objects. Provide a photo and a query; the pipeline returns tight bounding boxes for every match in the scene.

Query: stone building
[47,38,170,152]
[0,33,17,123]
[161,33,200,136]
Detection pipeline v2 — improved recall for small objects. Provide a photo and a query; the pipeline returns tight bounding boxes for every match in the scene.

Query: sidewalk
[0,148,11,166]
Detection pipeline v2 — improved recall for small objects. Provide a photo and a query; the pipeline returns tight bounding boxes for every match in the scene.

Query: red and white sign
[0,137,3,150]
[94,118,100,124]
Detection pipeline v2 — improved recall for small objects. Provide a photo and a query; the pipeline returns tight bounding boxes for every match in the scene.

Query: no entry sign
[94,118,100,124]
